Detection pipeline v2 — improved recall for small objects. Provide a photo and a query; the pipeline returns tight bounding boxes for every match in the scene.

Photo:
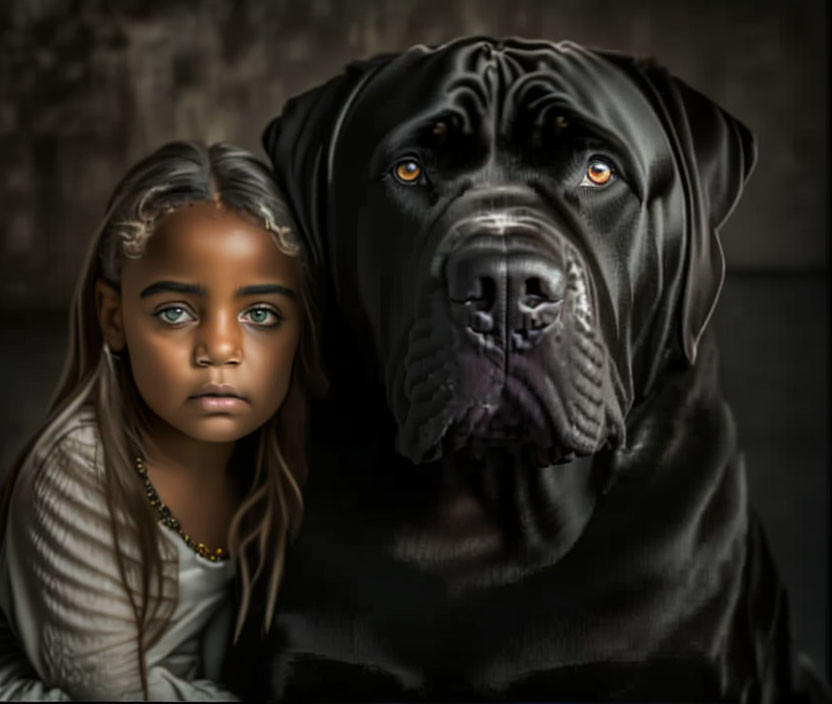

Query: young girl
[0,141,325,700]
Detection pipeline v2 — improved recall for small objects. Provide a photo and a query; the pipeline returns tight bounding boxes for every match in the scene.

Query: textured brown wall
[0,0,828,308]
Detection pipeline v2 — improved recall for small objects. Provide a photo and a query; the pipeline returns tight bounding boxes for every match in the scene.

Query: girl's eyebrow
[140,281,204,298]
[139,280,297,299]
[236,284,297,299]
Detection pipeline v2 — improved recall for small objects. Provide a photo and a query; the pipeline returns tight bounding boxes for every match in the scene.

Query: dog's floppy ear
[262,54,396,274]
[632,60,757,365]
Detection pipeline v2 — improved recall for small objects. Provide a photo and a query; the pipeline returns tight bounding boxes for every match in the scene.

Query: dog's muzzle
[446,234,566,352]
[395,203,624,465]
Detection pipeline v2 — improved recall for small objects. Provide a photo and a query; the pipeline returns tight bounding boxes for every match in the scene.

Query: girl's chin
[171,414,263,444]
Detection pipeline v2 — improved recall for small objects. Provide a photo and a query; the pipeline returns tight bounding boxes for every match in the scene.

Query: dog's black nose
[446,241,565,348]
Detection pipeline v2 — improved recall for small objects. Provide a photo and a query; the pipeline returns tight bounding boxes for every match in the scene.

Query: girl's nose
[193,310,242,367]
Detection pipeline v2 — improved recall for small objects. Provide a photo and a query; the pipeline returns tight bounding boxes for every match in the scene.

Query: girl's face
[102,202,302,444]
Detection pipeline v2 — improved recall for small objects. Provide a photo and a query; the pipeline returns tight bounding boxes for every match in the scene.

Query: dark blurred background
[0,0,828,679]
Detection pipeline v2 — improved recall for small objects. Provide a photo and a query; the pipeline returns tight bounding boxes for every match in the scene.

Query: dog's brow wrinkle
[481,213,519,233]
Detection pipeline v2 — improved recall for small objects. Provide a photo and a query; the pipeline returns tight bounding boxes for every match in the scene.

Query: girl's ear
[95,278,126,352]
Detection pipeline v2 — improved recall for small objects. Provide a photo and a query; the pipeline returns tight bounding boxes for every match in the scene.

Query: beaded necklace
[134,456,228,562]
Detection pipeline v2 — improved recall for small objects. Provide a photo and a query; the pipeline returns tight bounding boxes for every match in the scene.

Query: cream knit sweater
[0,405,238,701]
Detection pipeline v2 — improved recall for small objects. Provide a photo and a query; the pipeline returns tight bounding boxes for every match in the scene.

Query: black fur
[227,37,798,702]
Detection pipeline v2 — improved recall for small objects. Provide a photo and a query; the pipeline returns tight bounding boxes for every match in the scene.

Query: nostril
[521,273,563,308]
[523,277,545,308]
[523,276,553,308]
[471,277,496,310]
[448,274,498,335]
[450,276,496,311]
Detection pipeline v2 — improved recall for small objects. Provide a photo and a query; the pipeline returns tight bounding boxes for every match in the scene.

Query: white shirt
[0,405,239,701]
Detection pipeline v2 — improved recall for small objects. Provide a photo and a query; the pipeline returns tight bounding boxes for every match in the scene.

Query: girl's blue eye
[241,306,281,327]
[156,307,194,325]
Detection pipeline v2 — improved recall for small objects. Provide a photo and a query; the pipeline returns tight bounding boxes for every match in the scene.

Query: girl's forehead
[128,202,299,282]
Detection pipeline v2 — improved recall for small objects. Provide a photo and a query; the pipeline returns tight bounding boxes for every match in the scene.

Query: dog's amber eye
[584,160,613,187]
[394,159,422,184]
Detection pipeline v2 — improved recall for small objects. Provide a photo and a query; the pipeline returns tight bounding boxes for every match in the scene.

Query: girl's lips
[189,395,248,412]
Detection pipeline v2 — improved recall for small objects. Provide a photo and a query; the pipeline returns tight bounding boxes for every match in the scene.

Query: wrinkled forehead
[342,38,671,178]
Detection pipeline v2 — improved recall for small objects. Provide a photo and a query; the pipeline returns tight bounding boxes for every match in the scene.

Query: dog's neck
[612,328,735,479]
[262,329,750,695]
[305,328,744,597]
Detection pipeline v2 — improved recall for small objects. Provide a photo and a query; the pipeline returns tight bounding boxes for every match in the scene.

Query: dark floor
[0,272,828,677]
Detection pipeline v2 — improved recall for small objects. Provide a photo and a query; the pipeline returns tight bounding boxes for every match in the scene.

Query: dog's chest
[268,443,750,699]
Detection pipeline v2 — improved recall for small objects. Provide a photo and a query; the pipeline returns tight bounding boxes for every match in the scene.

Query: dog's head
[266,37,754,473]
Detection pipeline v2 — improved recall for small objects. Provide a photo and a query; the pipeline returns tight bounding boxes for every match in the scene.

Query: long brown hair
[0,141,326,699]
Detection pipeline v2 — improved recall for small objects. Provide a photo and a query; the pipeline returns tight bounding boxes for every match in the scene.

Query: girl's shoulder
[14,404,108,524]
[29,404,101,478]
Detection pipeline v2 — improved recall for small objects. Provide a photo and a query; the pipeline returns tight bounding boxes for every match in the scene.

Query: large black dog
[228,38,796,702]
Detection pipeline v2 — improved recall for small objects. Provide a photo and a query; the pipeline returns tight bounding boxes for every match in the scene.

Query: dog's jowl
[227,38,801,702]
